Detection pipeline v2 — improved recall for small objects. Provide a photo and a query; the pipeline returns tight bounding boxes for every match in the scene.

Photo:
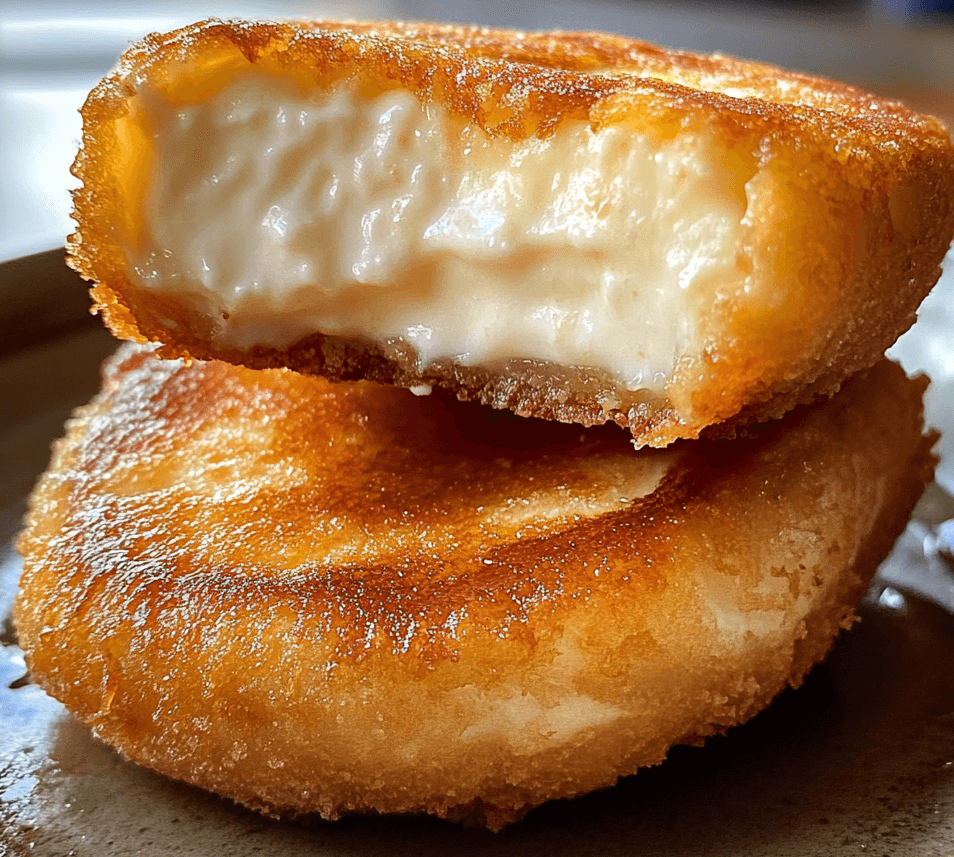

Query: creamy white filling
[132,71,751,392]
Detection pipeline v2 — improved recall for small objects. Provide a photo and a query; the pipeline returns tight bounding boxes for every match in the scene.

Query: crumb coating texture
[15,354,935,827]
[68,19,954,445]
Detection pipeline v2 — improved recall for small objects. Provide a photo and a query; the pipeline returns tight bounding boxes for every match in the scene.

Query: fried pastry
[15,351,935,827]
[68,20,954,446]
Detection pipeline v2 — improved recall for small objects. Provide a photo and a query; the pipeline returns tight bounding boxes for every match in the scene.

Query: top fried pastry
[70,19,954,446]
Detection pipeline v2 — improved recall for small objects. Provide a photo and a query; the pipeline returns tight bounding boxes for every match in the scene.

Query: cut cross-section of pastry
[69,19,954,445]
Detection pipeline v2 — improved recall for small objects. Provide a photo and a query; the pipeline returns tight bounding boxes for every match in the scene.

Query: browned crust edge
[14,358,937,827]
[67,18,954,448]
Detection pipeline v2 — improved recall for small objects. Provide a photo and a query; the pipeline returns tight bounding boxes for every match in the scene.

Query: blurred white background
[3,0,954,260]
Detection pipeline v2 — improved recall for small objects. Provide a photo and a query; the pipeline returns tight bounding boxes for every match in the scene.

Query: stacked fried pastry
[15,20,954,828]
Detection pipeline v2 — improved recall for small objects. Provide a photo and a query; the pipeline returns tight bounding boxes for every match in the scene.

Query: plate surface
[1,252,953,856]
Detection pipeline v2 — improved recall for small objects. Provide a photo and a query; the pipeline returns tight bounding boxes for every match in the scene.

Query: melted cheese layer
[132,70,751,391]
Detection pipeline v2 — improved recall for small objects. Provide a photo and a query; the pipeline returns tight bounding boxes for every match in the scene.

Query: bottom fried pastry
[14,350,935,828]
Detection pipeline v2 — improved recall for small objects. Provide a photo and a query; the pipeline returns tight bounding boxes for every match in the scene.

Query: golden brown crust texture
[67,19,954,446]
[15,354,935,827]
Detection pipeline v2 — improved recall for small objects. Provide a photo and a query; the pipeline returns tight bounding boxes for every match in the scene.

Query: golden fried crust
[68,19,954,446]
[15,354,935,827]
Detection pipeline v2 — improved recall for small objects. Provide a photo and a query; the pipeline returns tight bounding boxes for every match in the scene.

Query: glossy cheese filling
[131,70,752,392]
